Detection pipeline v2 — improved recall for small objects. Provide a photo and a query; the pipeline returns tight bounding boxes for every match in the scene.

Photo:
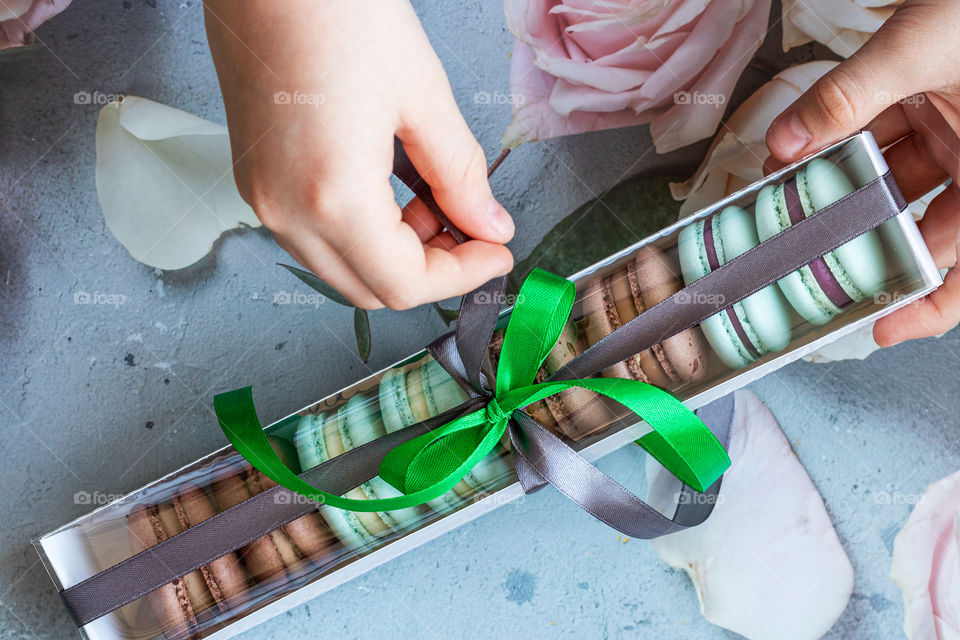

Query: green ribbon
[216,269,730,512]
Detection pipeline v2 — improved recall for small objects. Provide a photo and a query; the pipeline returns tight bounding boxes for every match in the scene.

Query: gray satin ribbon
[59,145,907,628]
[59,402,483,628]
[550,172,906,381]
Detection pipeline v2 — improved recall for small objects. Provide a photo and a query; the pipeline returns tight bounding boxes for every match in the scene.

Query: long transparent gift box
[34,133,942,640]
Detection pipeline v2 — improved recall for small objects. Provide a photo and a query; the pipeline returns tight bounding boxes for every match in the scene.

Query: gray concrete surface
[0,1,957,639]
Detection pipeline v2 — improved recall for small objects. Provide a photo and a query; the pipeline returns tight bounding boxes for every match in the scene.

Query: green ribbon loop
[216,268,731,513]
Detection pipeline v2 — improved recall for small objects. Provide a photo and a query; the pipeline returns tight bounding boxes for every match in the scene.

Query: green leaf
[509,173,684,294]
[354,307,371,363]
[278,263,353,307]
[431,302,459,325]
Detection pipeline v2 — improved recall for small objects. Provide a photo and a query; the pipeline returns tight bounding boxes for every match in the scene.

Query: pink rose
[890,470,960,640]
[502,0,772,153]
[1,0,72,50]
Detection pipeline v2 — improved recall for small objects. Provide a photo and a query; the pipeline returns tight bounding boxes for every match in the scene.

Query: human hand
[203,0,514,310]
[764,0,960,346]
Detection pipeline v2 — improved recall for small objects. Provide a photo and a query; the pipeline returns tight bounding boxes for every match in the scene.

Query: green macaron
[377,360,477,513]
[293,393,427,550]
[678,205,793,370]
[755,158,887,325]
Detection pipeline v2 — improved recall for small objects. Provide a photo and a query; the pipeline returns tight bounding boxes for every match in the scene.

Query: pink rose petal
[502,40,651,146]
[891,470,960,640]
[650,0,771,152]
[503,0,770,151]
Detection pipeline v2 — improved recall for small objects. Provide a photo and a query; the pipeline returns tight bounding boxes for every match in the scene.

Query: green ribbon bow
[216,269,730,512]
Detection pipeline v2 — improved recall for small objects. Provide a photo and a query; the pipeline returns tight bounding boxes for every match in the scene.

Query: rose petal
[502,40,651,147]
[556,0,683,58]
[504,0,770,151]
[671,61,839,213]
[647,390,854,640]
[95,96,259,270]
[782,0,895,57]
[891,470,960,640]
[633,0,743,111]
[649,0,771,152]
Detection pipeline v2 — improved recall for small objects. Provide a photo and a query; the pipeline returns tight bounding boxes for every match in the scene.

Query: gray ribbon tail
[452,276,505,393]
[508,411,549,494]
[508,394,736,538]
[673,394,735,526]
[392,137,467,244]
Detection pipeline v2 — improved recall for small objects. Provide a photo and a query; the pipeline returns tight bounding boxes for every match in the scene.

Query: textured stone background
[0,1,957,639]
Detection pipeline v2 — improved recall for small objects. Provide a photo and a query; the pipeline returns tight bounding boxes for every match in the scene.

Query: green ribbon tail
[498,378,730,492]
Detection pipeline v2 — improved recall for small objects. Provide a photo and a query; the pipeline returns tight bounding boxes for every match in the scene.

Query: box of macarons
[34,133,943,640]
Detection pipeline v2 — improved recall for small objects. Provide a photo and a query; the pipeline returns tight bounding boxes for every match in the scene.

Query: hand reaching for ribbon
[204,0,514,310]
[765,0,960,346]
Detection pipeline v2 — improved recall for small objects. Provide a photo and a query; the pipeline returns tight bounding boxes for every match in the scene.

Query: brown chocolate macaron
[582,245,708,387]
[488,320,615,441]
[127,486,248,639]
[212,466,338,583]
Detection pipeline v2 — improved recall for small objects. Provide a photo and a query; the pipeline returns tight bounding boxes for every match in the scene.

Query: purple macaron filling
[703,219,761,361]
[784,179,854,309]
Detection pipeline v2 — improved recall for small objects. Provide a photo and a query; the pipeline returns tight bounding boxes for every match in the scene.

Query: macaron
[377,359,507,513]
[211,466,339,583]
[581,245,709,386]
[295,394,386,470]
[678,204,793,370]
[755,157,887,325]
[320,475,425,552]
[488,321,613,441]
[293,392,431,549]
[379,358,470,434]
[127,486,248,639]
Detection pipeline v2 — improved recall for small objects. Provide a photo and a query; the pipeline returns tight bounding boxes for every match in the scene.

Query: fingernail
[771,113,811,158]
[486,198,514,239]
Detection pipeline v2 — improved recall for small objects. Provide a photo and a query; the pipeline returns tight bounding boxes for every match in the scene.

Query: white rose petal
[671,61,839,217]
[803,324,881,363]
[781,0,897,58]
[647,390,854,640]
[95,96,259,270]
